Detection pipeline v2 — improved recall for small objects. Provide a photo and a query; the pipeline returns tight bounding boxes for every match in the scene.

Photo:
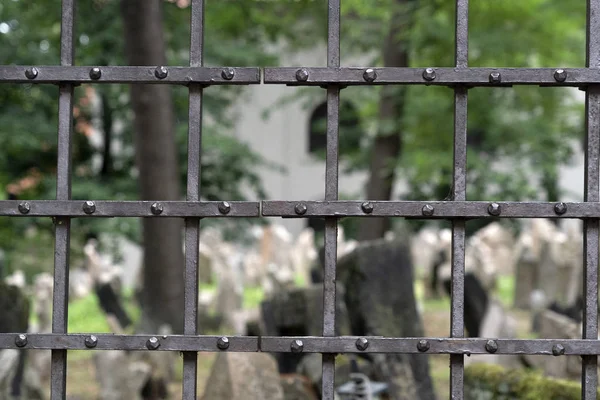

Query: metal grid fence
[1,0,600,399]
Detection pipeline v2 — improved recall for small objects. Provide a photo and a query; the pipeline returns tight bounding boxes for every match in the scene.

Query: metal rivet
[146,337,160,350]
[89,67,102,80]
[554,202,567,215]
[422,68,436,81]
[155,66,168,79]
[552,344,565,356]
[291,339,304,353]
[361,202,374,214]
[554,69,567,82]
[217,337,230,350]
[422,204,434,217]
[221,67,235,80]
[18,202,30,215]
[356,337,369,351]
[487,203,501,216]
[15,334,27,348]
[294,203,307,215]
[150,202,163,215]
[417,339,430,352]
[218,201,231,215]
[485,339,498,353]
[489,72,501,84]
[25,67,38,80]
[85,335,98,348]
[296,68,309,82]
[83,201,96,214]
[363,68,377,82]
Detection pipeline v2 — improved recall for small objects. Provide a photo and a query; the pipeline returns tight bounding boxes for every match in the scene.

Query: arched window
[308,100,361,156]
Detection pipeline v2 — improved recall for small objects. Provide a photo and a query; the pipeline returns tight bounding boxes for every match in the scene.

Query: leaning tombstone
[201,352,284,400]
[337,238,436,400]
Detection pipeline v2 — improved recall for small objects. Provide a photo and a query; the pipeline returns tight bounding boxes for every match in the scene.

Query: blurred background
[0,0,593,399]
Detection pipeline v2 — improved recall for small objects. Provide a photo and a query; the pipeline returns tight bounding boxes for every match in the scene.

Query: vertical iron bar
[51,0,75,398]
[450,1,468,399]
[182,1,204,399]
[322,0,340,399]
[584,1,600,398]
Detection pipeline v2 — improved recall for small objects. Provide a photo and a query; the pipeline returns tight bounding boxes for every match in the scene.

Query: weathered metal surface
[2,0,600,398]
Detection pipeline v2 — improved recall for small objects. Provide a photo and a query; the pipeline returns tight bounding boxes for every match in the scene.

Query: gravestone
[260,283,349,373]
[201,352,284,400]
[337,238,436,400]
[442,273,489,338]
[94,351,150,400]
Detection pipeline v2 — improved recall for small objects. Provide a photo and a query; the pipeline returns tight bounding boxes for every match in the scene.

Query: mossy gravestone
[338,238,436,400]
[464,363,600,400]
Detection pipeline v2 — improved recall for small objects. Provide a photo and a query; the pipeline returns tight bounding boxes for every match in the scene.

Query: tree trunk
[120,0,184,334]
[358,1,413,241]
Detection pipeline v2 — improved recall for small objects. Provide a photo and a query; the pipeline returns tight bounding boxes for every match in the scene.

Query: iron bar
[0,66,259,84]
[51,0,75,398]
[182,0,205,398]
[583,0,600,397]
[2,334,600,355]
[321,0,341,398]
[264,67,600,86]
[450,1,469,398]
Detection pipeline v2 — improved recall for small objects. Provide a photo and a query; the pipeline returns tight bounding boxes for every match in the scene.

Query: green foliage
[465,363,600,400]
[0,0,309,276]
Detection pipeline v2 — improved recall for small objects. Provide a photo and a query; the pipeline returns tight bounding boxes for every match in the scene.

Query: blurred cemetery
[0,0,597,399]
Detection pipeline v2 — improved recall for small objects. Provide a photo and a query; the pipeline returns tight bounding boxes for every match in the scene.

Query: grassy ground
[49,276,529,399]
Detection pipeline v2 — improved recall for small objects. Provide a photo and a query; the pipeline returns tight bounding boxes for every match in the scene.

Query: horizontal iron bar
[264,67,596,86]
[0,66,260,85]
[261,201,596,218]
[0,200,258,217]
[1,334,599,355]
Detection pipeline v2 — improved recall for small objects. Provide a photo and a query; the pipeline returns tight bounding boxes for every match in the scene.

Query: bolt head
[155,66,168,79]
[150,202,163,215]
[15,334,27,348]
[485,339,498,353]
[85,335,98,348]
[25,67,38,80]
[363,68,377,82]
[552,343,565,356]
[417,339,430,352]
[218,201,231,215]
[89,67,102,80]
[554,202,567,215]
[217,337,230,350]
[423,68,436,81]
[422,204,434,217]
[290,339,304,353]
[83,201,96,214]
[489,72,501,84]
[554,69,567,82]
[361,202,374,214]
[221,67,235,80]
[355,337,369,351]
[487,203,501,216]
[18,202,30,215]
[146,337,160,350]
[296,68,309,82]
[294,203,307,215]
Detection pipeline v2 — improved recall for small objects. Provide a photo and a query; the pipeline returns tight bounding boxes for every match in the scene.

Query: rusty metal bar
[583,0,600,398]
[263,67,600,86]
[3,334,600,355]
[0,66,259,84]
[321,0,341,398]
[182,0,205,398]
[450,1,469,397]
[50,0,75,398]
